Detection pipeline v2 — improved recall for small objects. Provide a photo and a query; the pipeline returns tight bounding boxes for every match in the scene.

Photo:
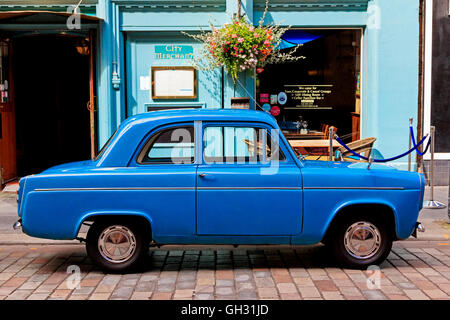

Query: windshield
[94,129,118,161]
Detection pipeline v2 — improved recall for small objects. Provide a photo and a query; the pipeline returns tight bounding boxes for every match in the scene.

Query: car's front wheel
[86,219,150,273]
[328,215,393,269]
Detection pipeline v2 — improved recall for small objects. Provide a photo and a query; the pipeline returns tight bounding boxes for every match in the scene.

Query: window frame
[135,123,196,165]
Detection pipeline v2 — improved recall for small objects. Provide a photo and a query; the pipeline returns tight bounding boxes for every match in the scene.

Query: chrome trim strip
[303,187,404,190]
[35,186,301,192]
[34,186,404,192]
[34,187,195,191]
[197,187,300,190]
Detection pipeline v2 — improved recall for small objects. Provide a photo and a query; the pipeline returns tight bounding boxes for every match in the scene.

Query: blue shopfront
[0,0,421,182]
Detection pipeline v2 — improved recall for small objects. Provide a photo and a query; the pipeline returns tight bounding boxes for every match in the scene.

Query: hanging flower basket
[184,8,303,83]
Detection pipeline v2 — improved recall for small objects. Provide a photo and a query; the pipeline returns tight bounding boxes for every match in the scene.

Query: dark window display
[256,29,362,142]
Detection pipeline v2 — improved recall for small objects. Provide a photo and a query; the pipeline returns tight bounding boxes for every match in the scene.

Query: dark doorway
[13,35,91,176]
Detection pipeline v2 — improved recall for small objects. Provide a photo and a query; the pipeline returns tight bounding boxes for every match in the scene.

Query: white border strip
[424,0,450,159]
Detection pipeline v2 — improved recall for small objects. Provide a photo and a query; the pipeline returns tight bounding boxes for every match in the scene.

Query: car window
[138,126,195,164]
[203,126,285,164]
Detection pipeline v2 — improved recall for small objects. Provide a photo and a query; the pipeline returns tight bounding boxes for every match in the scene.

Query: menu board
[284,84,333,110]
[151,66,197,99]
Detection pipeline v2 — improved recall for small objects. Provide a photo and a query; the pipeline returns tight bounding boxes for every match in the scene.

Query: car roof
[122,108,278,128]
[97,108,282,167]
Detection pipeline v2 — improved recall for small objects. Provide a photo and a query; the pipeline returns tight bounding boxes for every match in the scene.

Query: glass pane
[142,126,194,164]
[203,126,285,163]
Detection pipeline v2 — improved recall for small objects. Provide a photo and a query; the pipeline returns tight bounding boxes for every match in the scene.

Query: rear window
[137,126,195,164]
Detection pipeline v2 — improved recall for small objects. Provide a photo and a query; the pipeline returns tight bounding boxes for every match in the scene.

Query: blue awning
[276,30,323,50]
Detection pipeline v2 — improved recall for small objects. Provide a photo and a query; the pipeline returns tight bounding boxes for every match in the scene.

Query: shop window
[138,126,195,164]
[203,126,285,163]
[257,29,362,143]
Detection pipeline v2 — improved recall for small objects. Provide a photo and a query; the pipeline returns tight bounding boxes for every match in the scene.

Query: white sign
[152,67,197,99]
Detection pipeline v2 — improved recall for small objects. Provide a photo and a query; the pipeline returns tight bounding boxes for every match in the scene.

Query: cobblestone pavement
[0,241,449,300]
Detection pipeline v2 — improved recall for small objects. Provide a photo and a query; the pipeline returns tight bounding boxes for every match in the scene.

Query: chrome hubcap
[98,225,136,264]
[344,221,381,259]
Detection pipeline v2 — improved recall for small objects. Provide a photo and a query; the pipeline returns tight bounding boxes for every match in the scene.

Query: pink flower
[264,40,270,45]
[238,37,244,43]
[232,34,237,38]
[249,26,255,32]
[254,33,260,38]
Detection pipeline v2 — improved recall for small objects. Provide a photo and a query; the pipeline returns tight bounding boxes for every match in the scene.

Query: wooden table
[288,139,341,157]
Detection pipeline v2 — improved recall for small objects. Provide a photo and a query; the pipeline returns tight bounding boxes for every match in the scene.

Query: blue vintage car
[15,109,425,272]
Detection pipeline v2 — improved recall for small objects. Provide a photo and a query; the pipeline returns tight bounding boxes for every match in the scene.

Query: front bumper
[13,219,22,231]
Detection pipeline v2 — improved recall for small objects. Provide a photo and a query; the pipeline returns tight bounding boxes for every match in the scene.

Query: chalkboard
[431,0,450,153]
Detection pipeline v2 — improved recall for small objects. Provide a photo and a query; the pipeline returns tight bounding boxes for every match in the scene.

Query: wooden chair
[321,124,338,139]
[243,139,270,158]
[337,137,376,162]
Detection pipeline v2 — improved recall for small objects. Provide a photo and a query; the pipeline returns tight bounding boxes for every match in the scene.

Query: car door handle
[198,173,208,178]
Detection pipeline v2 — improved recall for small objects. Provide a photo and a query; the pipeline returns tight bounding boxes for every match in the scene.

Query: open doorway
[13,35,92,176]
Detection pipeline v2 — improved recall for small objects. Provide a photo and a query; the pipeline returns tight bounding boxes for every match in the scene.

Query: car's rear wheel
[86,220,150,273]
[328,215,392,269]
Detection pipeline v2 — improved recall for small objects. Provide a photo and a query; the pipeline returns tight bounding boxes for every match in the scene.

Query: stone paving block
[235,273,251,282]
[151,292,172,300]
[110,286,134,300]
[2,277,27,287]
[298,286,321,298]
[19,281,42,290]
[257,287,278,299]
[338,286,362,297]
[277,283,297,294]
[313,280,338,291]
[5,289,32,300]
[403,289,431,300]
[236,282,255,292]
[194,293,214,300]
[321,291,344,300]
[216,279,234,287]
[130,292,151,300]
[423,289,448,299]
[26,293,49,300]
[215,287,235,296]
[89,293,111,300]
[68,294,88,300]
[255,277,275,288]
[280,293,301,300]
[174,289,194,299]
[237,291,258,299]
[0,273,14,281]
[362,290,388,300]
[293,277,314,286]
[50,289,71,299]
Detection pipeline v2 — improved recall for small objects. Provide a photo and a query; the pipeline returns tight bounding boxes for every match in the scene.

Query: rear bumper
[411,221,425,238]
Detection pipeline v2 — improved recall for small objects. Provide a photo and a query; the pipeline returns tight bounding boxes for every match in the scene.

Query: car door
[196,122,303,236]
[129,123,197,238]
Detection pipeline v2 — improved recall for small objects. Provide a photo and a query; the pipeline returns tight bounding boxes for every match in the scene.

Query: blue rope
[410,126,431,156]
[335,132,429,163]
